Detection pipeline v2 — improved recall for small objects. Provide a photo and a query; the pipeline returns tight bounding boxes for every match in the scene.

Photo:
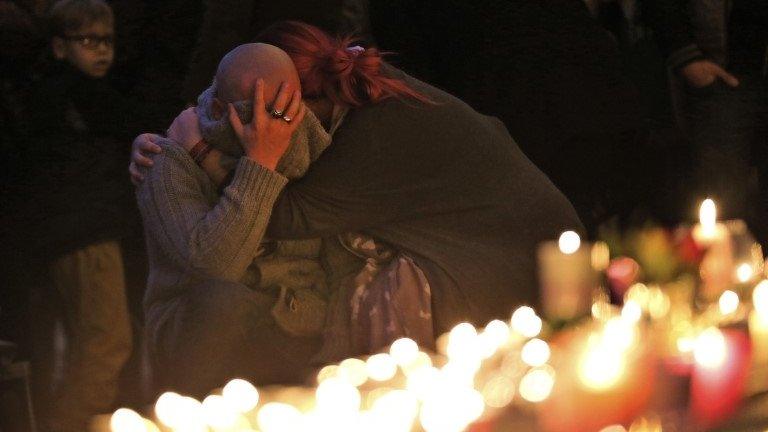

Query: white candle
[750,281,768,369]
[537,231,596,321]
[693,199,735,302]
[692,199,728,247]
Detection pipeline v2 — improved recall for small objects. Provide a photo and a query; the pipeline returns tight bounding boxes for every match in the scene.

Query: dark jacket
[21,64,137,260]
[643,0,768,72]
[370,0,643,231]
[266,66,584,334]
[182,0,371,104]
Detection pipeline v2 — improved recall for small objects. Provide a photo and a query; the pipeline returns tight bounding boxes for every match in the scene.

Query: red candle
[690,327,752,429]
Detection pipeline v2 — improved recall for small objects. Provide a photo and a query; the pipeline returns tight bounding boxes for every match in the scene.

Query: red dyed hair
[256,21,432,107]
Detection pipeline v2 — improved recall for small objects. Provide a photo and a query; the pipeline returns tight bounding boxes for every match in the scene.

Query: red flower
[606,257,640,300]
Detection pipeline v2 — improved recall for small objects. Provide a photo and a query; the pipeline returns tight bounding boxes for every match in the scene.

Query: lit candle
[690,327,752,430]
[692,199,728,247]
[748,280,768,393]
[692,199,734,302]
[537,231,597,321]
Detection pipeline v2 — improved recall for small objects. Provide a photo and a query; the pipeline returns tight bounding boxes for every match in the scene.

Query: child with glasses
[22,1,134,430]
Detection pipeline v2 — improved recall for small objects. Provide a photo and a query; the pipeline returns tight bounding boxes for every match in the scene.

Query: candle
[692,199,727,245]
[690,327,752,430]
[692,199,735,302]
[748,280,768,394]
[537,231,597,321]
[692,199,728,247]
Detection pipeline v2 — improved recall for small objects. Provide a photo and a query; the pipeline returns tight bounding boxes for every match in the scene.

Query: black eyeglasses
[62,34,114,49]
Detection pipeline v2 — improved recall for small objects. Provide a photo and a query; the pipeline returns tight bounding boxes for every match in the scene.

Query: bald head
[214,43,300,103]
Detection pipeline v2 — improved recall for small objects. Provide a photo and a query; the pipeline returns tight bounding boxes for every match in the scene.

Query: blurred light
[447,323,479,360]
[481,373,516,408]
[483,319,511,348]
[753,280,768,316]
[406,366,441,400]
[366,353,398,381]
[256,403,302,432]
[338,358,369,387]
[316,377,361,413]
[201,395,238,429]
[578,335,625,391]
[677,336,695,354]
[599,425,627,432]
[142,420,160,432]
[370,390,419,430]
[519,366,555,402]
[591,241,611,271]
[110,408,145,432]
[511,306,542,338]
[154,392,181,427]
[155,393,204,430]
[441,357,481,387]
[521,338,550,367]
[629,415,663,432]
[602,317,637,351]
[390,338,419,366]
[626,283,650,306]
[591,298,613,322]
[694,327,727,369]
[700,198,717,230]
[222,378,259,413]
[559,231,581,254]
[400,351,433,376]
[317,364,340,384]
[647,286,671,320]
[737,263,754,283]
[718,290,740,315]
[419,385,484,432]
[621,300,643,323]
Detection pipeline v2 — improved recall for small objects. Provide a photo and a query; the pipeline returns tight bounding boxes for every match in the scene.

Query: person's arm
[642,0,738,87]
[642,0,701,69]
[136,143,288,280]
[136,80,304,279]
[182,0,256,104]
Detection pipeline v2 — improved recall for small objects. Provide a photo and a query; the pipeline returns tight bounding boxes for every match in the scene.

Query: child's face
[53,20,114,78]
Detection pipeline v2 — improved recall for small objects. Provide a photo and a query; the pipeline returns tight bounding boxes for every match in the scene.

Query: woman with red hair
[131,21,581,344]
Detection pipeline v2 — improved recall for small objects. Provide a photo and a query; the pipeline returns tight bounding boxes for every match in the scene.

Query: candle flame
[578,334,626,391]
[736,263,754,283]
[754,280,768,316]
[718,290,740,315]
[558,230,581,254]
[694,327,727,369]
[699,198,717,229]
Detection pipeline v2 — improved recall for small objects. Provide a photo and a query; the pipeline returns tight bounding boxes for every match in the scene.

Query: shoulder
[139,139,204,187]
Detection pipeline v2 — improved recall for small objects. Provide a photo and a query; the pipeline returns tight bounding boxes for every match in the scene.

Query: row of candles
[107,307,558,432]
[107,198,768,432]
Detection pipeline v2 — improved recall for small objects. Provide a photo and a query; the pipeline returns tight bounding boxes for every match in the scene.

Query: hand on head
[210,43,306,169]
[129,42,307,184]
[228,78,305,170]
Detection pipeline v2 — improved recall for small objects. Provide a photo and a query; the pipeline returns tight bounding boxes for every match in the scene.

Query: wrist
[246,154,278,171]
[188,139,212,165]
[245,148,279,171]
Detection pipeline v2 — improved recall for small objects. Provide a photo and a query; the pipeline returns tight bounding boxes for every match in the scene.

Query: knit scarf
[196,84,331,180]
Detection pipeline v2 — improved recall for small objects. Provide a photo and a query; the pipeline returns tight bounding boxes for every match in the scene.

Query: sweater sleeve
[642,0,703,69]
[137,144,288,280]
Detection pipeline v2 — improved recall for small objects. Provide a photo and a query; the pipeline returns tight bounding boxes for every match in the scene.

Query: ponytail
[256,21,432,107]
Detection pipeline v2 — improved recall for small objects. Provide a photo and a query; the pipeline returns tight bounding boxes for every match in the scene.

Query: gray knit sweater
[137,101,337,335]
[138,145,288,309]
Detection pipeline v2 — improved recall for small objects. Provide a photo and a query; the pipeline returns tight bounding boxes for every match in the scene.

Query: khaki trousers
[47,241,132,432]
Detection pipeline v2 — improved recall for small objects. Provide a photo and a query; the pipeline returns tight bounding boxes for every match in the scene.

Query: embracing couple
[130,21,582,396]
